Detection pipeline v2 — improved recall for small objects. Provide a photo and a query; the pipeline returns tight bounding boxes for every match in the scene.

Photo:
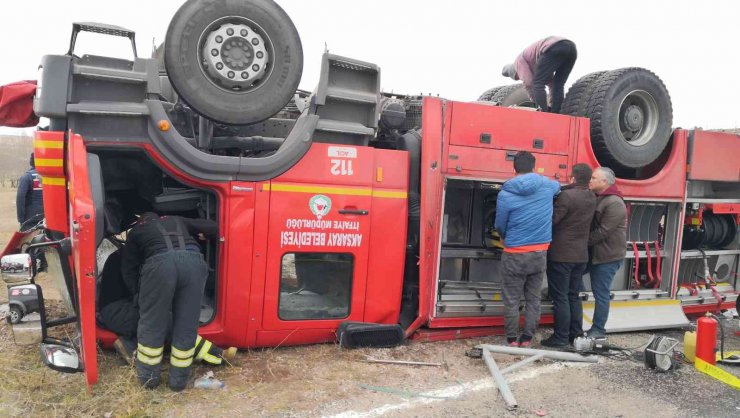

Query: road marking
[324,361,594,418]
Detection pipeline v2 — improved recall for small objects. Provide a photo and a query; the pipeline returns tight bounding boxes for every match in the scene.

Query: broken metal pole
[500,353,545,375]
[478,344,599,363]
[481,349,518,410]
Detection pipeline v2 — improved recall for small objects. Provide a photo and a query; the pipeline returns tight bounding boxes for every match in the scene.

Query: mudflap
[583,299,689,333]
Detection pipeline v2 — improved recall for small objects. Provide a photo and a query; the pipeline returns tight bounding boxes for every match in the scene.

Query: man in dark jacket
[121,212,218,391]
[501,36,577,113]
[495,151,560,347]
[586,167,627,338]
[541,164,596,347]
[16,153,44,229]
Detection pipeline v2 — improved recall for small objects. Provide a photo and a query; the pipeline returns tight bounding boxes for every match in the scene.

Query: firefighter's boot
[168,345,196,392]
[136,343,164,389]
[194,335,235,366]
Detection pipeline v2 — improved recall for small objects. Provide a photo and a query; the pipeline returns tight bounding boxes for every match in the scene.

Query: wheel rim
[9,309,20,323]
[198,16,273,94]
[617,90,659,146]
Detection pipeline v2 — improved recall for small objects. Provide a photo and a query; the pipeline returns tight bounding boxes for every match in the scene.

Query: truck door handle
[339,209,369,216]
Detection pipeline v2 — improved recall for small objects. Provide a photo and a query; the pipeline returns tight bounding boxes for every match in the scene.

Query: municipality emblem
[309,195,332,219]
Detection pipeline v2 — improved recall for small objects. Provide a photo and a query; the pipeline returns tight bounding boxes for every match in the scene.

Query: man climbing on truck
[501,36,577,113]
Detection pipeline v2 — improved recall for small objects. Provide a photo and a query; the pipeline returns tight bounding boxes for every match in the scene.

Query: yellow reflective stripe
[41,177,65,186]
[170,356,193,368]
[582,299,680,309]
[171,346,195,359]
[202,352,222,365]
[136,351,163,365]
[35,158,63,168]
[263,183,407,199]
[137,343,164,357]
[196,340,213,361]
[372,190,407,199]
[34,140,64,149]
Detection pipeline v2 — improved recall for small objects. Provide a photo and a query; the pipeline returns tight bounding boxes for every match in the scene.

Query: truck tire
[165,0,303,125]
[477,86,505,102]
[561,71,607,116]
[585,68,672,170]
[490,84,536,107]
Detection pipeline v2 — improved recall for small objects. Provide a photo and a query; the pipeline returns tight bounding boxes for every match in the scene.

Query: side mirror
[7,284,44,345]
[1,253,33,285]
[39,343,82,373]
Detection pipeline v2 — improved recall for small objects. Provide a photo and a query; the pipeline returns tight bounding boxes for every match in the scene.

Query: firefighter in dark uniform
[98,248,234,368]
[121,212,218,391]
[16,153,44,230]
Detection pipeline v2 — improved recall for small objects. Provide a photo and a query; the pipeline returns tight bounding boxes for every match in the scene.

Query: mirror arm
[46,316,78,328]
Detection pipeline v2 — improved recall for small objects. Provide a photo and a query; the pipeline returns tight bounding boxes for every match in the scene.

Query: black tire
[490,84,536,107]
[585,68,673,170]
[165,0,303,125]
[477,86,505,102]
[8,306,22,324]
[562,71,608,116]
[718,215,737,248]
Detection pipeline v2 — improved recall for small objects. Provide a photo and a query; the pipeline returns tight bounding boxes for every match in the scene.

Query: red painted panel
[364,150,408,324]
[67,134,98,387]
[214,182,256,347]
[254,329,336,347]
[688,130,740,182]
[707,203,740,215]
[446,145,568,180]
[34,130,68,235]
[410,326,503,342]
[408,97,446,336]
[575,129,688,199]
[449,102,573,154]
[275,142,373,187]
[429,314,554,329]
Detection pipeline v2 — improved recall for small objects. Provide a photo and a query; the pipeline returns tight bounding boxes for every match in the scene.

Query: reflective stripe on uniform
[195,340,213,361]
[136,351,163,365]
[170,356,193,368]
[137,343,164,357]
[202,352,222,365]
[171,345,195,359]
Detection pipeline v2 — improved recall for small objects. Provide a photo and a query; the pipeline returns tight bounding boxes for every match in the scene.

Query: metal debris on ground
[475,344,599,410]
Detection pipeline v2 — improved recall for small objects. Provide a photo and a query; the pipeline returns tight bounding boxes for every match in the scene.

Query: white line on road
[323,361,593,418]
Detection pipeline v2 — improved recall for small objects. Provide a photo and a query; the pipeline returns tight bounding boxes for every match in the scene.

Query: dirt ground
[0,185,739,417]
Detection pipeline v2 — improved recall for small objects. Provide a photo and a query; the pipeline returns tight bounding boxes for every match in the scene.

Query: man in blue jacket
[495,151,560,347]
[16,153,44,230]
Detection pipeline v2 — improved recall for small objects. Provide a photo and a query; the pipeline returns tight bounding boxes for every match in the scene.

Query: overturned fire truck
[1,0,738,386]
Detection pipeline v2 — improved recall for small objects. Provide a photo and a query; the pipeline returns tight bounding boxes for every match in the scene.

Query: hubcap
[200,19,270,93]
[617,90,659,146]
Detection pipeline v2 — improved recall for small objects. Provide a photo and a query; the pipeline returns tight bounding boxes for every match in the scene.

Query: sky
[1,0,738,134]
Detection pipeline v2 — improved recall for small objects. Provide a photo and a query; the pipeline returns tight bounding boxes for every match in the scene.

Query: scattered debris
[364,356,444,367]
[358,383,454,400]
[476,344,599,410]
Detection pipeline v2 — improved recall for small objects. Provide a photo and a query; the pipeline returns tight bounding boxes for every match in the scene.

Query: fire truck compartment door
[582,299,689,333]
[262,149,376,331]
[67,134,99,386]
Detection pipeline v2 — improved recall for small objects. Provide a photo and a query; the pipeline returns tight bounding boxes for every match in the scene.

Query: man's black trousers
[136,250,207,387]
[533,40,577,113]
[546,261,586,343]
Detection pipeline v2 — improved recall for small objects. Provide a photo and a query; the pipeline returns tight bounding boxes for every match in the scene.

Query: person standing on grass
[501,36,577,113]
[16,152,43,230]
[495,151,560,347]
[541,164,596,348]
[585,167,627,338]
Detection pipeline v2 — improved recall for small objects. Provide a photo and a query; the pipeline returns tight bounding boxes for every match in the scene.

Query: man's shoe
[507,341,520,347]
[585,330,606,339]
[540,336,569,348]
[113,337,136,366]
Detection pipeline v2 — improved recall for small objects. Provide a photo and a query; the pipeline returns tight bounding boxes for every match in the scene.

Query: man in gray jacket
[542,164,596,347]
[586,167,627,338]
